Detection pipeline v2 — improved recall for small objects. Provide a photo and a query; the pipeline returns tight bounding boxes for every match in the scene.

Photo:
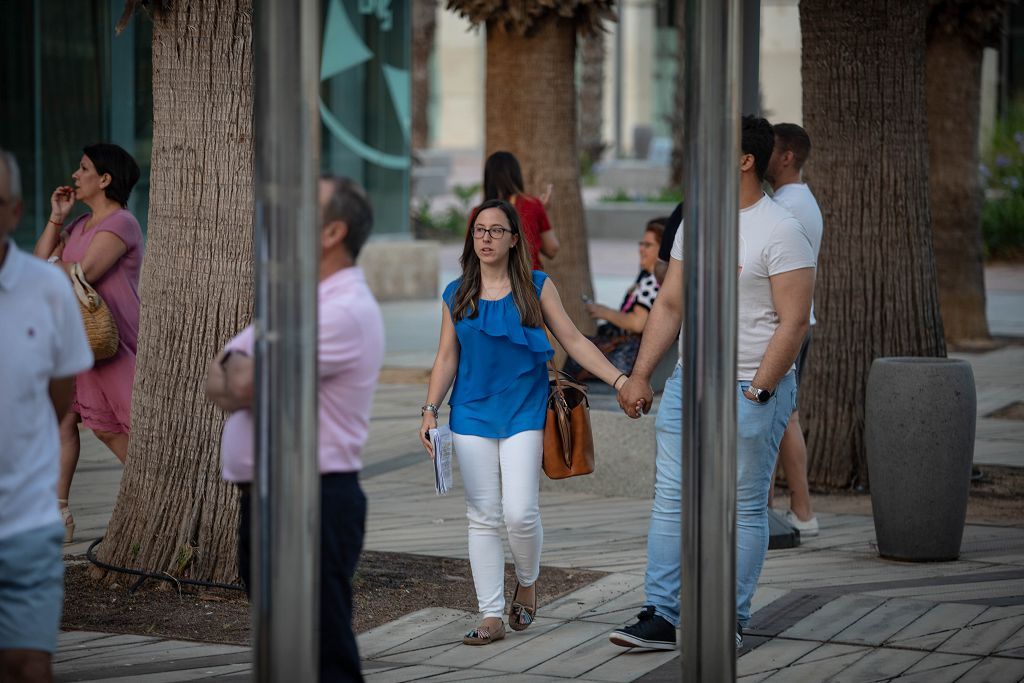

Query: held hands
[617,376,653,419]
[419,413,438,459]
[49,186,75,224]
[585,302,607,320]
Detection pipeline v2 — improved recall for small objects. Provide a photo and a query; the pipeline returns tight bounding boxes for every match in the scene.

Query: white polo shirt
[0,241,93,540]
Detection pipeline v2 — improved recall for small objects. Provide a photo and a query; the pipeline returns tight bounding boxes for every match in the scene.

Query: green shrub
[980,104,1024,259]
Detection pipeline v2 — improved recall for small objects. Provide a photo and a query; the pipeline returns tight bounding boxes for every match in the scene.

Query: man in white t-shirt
[764,123,824,537]
[0,150,93,682]
[610,117,816,652]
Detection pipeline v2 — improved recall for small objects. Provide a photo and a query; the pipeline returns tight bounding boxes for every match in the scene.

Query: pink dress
[61,209,144,434]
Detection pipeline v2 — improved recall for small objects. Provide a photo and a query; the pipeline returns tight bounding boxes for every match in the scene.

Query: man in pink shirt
[205,175,384,682]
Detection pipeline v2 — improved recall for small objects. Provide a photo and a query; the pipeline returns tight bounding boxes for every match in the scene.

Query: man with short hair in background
[205,175,384,682]
[764,122,824,537]
[0,149,93,682]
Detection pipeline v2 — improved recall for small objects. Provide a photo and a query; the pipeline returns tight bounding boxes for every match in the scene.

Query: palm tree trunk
[799,0,946,490]
[98,0,254,584]
[927,27,991,343]
[578,30,606,171]
[486,15,596,333]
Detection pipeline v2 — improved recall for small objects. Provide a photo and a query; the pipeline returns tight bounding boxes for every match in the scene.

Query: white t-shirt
[671,194,816,381]
[772,183,823,325]
[0,243,93,540]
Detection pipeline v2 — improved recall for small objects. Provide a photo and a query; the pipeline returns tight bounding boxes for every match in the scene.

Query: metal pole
[33,0,44,234]
[252,1,321,681]
[741,0,760,116]
[680,0,741,680]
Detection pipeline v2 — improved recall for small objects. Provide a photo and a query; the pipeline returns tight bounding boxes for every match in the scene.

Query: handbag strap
[69,263,99,311]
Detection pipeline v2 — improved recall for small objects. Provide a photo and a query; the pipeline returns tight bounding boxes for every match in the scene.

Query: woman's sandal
[463,621,506,646]
[509,581,537,632]
[58,499,75,544]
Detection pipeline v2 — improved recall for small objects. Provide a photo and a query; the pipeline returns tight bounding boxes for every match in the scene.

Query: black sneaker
[736,622,744,650]
[609,606,677,650]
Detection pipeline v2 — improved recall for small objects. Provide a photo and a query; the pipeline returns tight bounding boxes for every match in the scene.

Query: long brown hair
[451,199,544,328]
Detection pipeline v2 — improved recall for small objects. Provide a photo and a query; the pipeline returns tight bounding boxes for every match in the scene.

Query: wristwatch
[421,403,439,419]
[746,386,773,403]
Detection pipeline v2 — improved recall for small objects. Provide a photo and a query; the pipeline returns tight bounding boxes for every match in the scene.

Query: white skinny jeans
[452,430,544,619]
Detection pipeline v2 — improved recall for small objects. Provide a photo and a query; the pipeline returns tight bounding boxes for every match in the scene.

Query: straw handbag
[542,364,595,479]
[70,263,119,361]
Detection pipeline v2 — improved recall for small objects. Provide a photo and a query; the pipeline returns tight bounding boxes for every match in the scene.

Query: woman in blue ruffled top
[419,199,626,646]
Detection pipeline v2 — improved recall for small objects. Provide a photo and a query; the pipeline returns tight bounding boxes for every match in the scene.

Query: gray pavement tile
[826,647,926,682]
[757,645,869,682]
[738,674,775,683]
[956,655,1024,683]
[542,573,645,621]
[582,646,678,683]
[74,663,250,683]
[475,621,613,673]
[895,659,982,682]
[357,608,470,659]
[940,609,1024,656]
[779,594,886,642]
[364,664,457,683]
[528,630,632,678]
[491,622,618,675]
[736,638,820,677]
[885,602,989,650]
[831,598,935,646]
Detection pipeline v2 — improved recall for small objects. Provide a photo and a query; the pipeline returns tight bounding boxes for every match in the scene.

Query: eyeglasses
[473,226,512,240]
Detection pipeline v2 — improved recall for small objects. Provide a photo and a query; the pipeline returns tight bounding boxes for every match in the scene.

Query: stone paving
[53,254,1024,682]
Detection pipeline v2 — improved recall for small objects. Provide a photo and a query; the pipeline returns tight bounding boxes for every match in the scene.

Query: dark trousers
[239,473,367,683]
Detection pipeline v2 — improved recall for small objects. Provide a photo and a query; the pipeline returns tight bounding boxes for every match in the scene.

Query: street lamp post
[680,0,742,680]
[252,1,321,680]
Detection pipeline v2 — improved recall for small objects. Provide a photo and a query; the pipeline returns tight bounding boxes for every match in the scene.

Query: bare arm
[617,258,684,417]
[48,377,75,421]
[419,304,460,456]
[586,302,649,335]
[540,230,560,259]
[34,186,75,259]
[61,231,128,282]
[205,351,254,413]
[540,279,624,388]
[748,267,814,393]
[654,259,668,285]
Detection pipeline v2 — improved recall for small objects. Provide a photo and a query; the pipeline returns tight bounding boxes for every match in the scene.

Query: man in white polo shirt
[765,123,824,537]
[0,149,93,682]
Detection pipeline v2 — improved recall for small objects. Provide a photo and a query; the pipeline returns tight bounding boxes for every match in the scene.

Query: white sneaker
[783,509,819,537]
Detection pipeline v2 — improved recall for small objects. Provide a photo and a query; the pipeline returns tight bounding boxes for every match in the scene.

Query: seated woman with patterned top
[564,217,664,381]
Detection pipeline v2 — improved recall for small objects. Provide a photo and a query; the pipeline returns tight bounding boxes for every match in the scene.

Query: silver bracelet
[420,403,439,419]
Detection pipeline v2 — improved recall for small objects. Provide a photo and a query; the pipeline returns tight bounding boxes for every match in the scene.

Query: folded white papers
[429,425,454,496]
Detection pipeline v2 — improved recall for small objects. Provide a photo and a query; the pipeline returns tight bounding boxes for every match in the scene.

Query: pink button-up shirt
[219,267,384,483]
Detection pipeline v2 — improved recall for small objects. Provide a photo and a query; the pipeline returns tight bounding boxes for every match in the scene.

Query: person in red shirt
[480,151,558,270]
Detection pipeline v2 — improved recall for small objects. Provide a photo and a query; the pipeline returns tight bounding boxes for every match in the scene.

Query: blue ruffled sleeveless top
[443,271,553,438]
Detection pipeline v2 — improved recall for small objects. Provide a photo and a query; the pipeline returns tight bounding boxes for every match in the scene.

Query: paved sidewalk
[54,248,1024,681]
[56,380,1024,682]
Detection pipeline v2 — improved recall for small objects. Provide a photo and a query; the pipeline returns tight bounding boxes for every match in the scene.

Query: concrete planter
[865,357,976,561]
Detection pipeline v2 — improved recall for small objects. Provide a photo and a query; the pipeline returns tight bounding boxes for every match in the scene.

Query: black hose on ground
[85,536,246,594]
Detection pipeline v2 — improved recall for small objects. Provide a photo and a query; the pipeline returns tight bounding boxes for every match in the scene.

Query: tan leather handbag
[542,364,595,479]
[70,263,119,361]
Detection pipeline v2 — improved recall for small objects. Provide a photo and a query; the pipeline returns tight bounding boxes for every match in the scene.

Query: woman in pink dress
[34,143,143,543]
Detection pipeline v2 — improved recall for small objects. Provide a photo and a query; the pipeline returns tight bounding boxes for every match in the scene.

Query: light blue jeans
[645,365,797,628]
